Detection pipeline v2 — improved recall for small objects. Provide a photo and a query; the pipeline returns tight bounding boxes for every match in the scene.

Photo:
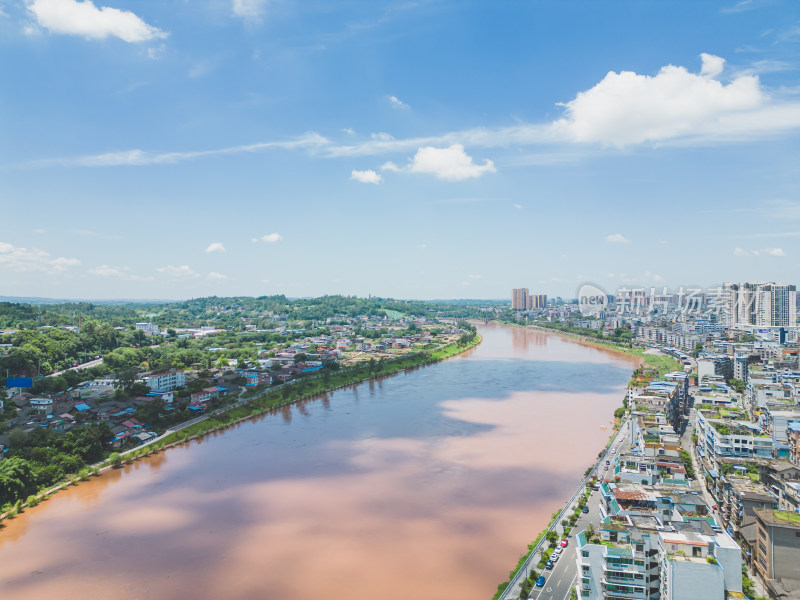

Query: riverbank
[503,320,681,381]
[0,334,482,526]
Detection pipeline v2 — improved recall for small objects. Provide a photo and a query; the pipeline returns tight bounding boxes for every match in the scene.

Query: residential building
[753,508,800,588]
[145,369,186,392]
[511,288,529,310]
[724,282,797,329]
[135,322,160,334]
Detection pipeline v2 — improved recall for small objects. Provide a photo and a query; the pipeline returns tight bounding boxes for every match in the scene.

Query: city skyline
[3,1,800,300]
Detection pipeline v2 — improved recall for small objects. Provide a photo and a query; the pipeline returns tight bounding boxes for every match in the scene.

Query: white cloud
[205,242,226,253]
[408,144,496,181]
[253,233,282,243]
[88,264,125,277]
[388,95,410,110]
[699,53,725,78]
[734,246,786,256]
[381,161,401,172]
[27,133,329,168]
[513,203,522,209]
[468,274,481,279]
[0,241,80,273]
[207,272,228,280]
[350,169,382,184]
[26,0,168,43]
[553,53,765,147]
[371,132,394,141]
[156,265,199,278]
[232,0,267,21]
[604,233,630,244]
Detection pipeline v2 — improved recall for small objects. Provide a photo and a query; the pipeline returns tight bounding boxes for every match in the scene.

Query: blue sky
[2,0,800,300]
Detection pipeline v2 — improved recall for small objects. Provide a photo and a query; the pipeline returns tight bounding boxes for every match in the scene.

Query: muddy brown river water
[0,323,639,600]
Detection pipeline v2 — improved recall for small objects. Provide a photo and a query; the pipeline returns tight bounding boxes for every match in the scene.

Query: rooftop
[755,508,800,527]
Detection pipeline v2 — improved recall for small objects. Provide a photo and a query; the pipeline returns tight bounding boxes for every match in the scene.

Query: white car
[550,551,560,563]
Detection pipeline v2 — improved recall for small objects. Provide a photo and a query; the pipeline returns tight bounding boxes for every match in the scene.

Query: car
[545,560,553,570]
[560,538,569,547]
[611,448,616,454]
[536,576,545,587]
[582,506,589,513]
[605,460,611,465]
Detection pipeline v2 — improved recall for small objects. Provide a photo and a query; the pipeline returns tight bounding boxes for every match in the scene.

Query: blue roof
[74,403,91,411]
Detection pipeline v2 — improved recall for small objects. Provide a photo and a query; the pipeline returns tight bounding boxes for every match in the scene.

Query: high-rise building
[723,282,797,328]
[511,288,529,310]
[511,289,547,310]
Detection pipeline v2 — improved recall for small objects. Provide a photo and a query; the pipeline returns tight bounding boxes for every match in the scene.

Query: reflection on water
[0,323,638,600]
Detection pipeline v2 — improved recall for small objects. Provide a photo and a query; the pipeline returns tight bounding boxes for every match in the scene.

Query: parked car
[545,560,553,570]
[536,576,545,587]
[560,538,569,547]
[582,506,589,513]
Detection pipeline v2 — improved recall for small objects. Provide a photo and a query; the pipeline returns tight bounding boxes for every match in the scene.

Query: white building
[145,369,186,392]
[135,322,160,334]
[724,282,797,328]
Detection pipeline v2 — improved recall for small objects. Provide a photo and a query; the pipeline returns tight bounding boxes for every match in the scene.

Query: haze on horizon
[2,0,800,301]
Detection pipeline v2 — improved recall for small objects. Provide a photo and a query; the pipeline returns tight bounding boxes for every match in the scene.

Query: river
[0,323,639,600]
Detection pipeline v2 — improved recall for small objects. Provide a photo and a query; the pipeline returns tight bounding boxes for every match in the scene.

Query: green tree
[0,457,34,505]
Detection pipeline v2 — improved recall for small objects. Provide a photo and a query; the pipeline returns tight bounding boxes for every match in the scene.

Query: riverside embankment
[0,323,638,600]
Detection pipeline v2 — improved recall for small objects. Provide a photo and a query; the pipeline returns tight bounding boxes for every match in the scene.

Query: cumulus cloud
[26,0,168,42]
[408,144,496,181]
[553,53,765,147]
[734,247,750,256]
[205,242,226,253]
[0,241,80,273]
[763,247,786,256]
[388,95,410,109]
[350,169,382,184]
[252,233,282,243]
[207,272,228,280]
[700,53,725,78]
[156,265,199,278]
[604,233,630,244]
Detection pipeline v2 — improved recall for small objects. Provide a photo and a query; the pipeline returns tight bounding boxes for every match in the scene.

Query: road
[501,417,632,600]
[50,357,104,376]
[527,423,631,600]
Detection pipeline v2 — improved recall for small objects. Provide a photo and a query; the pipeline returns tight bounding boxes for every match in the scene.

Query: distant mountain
[0,296,177,305]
